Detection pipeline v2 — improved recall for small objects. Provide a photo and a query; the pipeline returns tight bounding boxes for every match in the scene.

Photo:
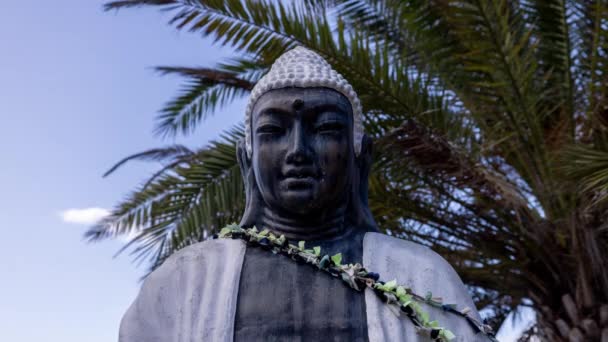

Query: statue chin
[275,179,322,214]
[279,194,317,215]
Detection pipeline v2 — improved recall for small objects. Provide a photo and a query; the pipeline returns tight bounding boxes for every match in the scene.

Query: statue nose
[286,123,312,164]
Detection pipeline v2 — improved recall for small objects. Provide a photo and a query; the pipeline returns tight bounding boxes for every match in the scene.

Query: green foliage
[152,59,267,137]
[95,0,608,334]
[220,224,482,341]
[330,253,342,266]
[87,125,244,271]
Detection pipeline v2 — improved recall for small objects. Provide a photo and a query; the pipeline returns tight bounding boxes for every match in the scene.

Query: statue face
[251,87,355,215]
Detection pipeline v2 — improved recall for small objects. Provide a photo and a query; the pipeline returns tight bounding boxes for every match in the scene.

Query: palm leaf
[561,142,608,205]
[87,125,245,271]
[523,0,576,124]
[102,144,194,177]
[153,61,261,137]
[573,1,608,134]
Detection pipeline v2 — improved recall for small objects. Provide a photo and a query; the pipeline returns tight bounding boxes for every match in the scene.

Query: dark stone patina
[234,87,377,341]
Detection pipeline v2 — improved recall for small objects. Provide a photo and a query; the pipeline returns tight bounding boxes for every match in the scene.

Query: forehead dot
[292,98,304,110]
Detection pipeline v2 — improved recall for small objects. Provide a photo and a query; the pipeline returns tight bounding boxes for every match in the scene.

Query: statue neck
[259,205,348,241]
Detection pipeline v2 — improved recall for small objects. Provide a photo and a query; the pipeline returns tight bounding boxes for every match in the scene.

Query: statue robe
[119,233,488,342]
[234,227,369,341]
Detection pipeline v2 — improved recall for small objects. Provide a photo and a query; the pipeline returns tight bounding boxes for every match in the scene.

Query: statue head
[238,47,376,236]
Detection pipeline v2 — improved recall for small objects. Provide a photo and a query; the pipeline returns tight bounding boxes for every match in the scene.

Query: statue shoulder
[119,239,246,342]
[155,238,238,272]
[363,232,480,320]
[364,232,461,278]
[138,238,245,291]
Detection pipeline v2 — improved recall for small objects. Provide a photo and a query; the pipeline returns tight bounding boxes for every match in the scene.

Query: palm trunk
[531,296,607,341]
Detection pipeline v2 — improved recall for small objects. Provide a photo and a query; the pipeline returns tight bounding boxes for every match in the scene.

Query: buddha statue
[119,47,490,342]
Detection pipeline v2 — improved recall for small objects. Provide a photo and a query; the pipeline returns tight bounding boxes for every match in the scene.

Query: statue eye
[316,121,344,134]
[256,124,284,135]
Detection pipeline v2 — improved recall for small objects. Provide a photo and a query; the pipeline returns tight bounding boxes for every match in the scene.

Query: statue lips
[281,167,320,190]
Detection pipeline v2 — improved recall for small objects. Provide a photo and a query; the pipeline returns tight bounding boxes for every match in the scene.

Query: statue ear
[237,139,262,228]
[236,138,251,180]
[350,134,378,230]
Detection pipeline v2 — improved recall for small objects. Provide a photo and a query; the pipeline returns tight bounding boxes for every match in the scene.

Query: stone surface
[364,233,488,342]
[119,239,245,342]
[119,234,486,342]
[234,228,368,341]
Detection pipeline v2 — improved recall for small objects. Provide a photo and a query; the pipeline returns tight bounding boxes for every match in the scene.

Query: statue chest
[234,230,368,342]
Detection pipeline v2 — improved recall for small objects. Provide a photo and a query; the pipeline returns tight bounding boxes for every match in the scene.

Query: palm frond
[334,1,408,52]
[561,143,608,204]
[378,120,532,212]
[103,145,194,177]
[86,125,245,271]
[523,0,576,125]
[156,66,255,90]
[154,63,259,137]
[573,1,608,135]
[109,0,459,141]
[104,0,175,10]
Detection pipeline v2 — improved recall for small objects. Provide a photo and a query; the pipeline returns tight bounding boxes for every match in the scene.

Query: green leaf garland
[217,224,498,342]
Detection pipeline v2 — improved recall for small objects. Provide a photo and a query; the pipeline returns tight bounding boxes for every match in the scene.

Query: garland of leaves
[217,224,498,342]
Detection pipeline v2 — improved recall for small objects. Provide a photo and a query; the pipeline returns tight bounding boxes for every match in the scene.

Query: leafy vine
[217,224,498,342]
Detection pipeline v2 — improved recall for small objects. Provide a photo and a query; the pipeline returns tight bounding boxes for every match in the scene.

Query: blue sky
[0,1,528,341]
[0,1,243,341]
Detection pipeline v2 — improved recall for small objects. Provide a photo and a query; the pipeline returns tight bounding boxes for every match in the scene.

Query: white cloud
[60,207,139,243]
[60,207,110,224]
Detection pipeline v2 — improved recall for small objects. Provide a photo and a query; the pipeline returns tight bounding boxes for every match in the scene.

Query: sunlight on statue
[119,47,490,342]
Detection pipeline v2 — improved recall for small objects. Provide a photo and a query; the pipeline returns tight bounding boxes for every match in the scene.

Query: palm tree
[90,0,608,340]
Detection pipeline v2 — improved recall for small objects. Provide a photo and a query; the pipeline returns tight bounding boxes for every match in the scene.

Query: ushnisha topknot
[245,46,363,157]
